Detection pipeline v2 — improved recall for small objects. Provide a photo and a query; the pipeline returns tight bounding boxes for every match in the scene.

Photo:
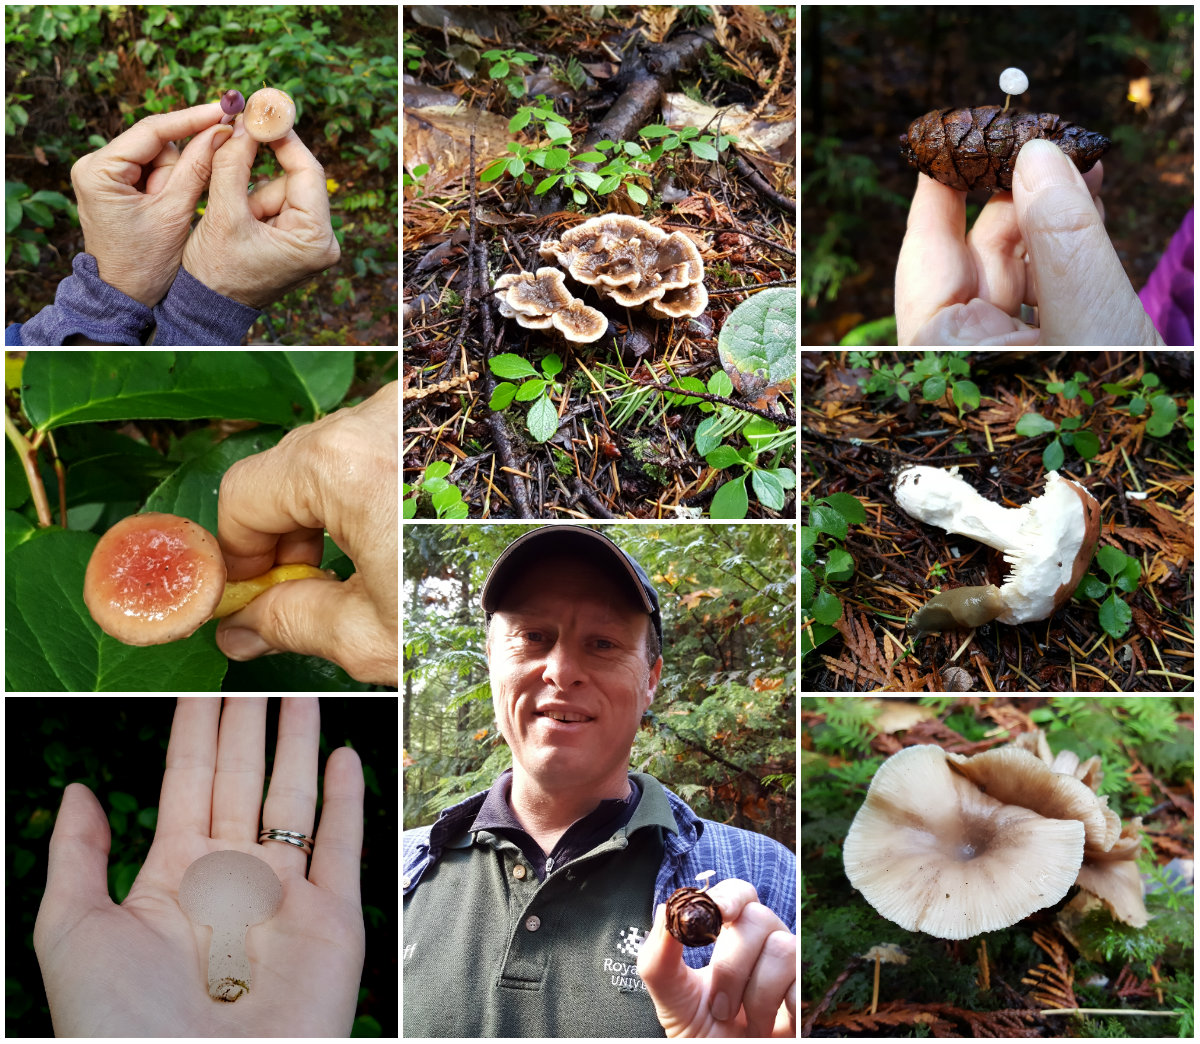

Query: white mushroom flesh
[894,466,1100,625]
[178,850,283,1002]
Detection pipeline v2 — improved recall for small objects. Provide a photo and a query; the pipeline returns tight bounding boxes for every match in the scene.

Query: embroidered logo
[604,925,652,994]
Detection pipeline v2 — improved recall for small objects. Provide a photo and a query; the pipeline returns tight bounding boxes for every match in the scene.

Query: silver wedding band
[259,828,314,855]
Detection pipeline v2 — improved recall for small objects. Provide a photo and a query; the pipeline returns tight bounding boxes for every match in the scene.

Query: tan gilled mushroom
[242,87,296,143]
[843,744,1086,939]
[178,850,283,1002]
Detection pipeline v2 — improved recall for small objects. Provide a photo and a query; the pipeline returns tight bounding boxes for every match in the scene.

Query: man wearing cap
[402,526,796,1037]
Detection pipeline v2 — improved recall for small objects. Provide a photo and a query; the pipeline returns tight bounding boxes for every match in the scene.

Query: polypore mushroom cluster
[539,215,708,319]
[83,512,331,645]
[843,734,1149,940]
[493,215,708,343]
[493,268,609,343]
[893,466,1100,634]
[178,850,283,1002]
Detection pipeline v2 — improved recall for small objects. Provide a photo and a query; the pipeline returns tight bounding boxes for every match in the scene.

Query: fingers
[39,784,114,926]
[216,574,399,686]
[636,902,702,1034]
[158,697,222,838]
[145,121,235,203]
[260,697,320,875]
[103,102,227,168]
[309,745,365,904]
[210,697,268,843]
[705,880,796,1033]
[895,174,973,344]
[1013,140,1160,345]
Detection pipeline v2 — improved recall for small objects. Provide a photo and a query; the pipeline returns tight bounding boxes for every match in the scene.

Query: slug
[908,584,1006,635]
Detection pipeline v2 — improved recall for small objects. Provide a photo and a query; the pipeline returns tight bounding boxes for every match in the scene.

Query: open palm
[34,698,365,1037]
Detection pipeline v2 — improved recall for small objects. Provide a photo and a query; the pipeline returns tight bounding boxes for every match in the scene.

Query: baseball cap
[480,526,662,645]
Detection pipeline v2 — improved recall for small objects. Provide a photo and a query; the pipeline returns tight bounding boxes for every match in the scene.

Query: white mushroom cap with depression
[843,744,1086,939]
[178,850,283,1002]
[893,466,1100,631]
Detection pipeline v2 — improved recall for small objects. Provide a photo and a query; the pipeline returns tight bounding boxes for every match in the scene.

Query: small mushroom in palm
[178,850,283,1002]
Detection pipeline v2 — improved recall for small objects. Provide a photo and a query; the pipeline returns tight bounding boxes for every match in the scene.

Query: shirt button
[525,915,542,932]
[513,864,527,880]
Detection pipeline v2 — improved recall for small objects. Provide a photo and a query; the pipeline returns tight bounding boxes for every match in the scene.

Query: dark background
[800,5,1194,344]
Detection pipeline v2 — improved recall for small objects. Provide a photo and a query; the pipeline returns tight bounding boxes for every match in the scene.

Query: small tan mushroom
[494,268,608,342]
[551,297,609,343]
[178,850,283,1002]
[242,87,296,143]
[495,268,574,324]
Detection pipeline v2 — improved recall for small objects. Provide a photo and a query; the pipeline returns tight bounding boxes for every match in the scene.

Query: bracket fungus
[844,738,1149,940]
[539,214,708,317]
[493,268,608,342]
[84,512,331,645]
[893,466,1100,634]
[178,850,283,1002]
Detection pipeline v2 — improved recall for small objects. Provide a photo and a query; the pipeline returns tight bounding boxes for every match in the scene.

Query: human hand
[33,698,365,1037]
[181,116,340,309]
[216,382,398,686]
[70,102,233,306]
[637,880,797,1037]
[895,139,1164,346]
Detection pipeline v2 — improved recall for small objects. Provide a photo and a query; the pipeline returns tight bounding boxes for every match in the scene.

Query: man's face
[487,553,662,795]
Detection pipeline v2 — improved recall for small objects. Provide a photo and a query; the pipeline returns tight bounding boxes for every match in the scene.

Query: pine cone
[900,106,1111,191]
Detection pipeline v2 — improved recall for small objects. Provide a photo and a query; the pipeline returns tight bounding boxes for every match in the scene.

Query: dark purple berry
[220,90,245,116]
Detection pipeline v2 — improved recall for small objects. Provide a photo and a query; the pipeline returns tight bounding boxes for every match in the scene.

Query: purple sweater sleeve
[8,253,153,345]
[151,266,260,345]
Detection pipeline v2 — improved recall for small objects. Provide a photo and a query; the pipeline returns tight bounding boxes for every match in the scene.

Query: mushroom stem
[870,956,881,1015]
[214,563,331,618]
[978,938,990,991]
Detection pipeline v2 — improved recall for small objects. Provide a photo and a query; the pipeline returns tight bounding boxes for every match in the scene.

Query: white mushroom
[178,850,283,1002]
[893,466,1100,633]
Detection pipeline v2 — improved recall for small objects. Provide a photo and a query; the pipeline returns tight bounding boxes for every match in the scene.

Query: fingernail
[219,627,270,660]
[711,991,731,1022]
[213,124,234,145]
[1015,139,1076,191]
[231,117,247,139]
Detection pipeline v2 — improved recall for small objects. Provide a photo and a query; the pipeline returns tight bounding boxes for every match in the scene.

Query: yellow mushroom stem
[214,564,333,618]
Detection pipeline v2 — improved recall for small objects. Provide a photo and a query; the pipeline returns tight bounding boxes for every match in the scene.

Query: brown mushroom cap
[178,850,283,1002]
[495,268,574,326]
[844,744,1085,939]
[84,512,226,645]
[550,297,608,343]
[243,87,296,143]
[539,215,706,311]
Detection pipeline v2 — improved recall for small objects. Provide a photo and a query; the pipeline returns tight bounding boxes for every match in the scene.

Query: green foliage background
[801,697,1194,1036]
[5,4,398,343]
[403,523,796,850]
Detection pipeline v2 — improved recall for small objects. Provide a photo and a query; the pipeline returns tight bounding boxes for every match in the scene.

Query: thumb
[204,121,260,223]
[215,574,394,683]
[637,903,703,1034]
[35,784,114,949]
[157,123,233,212]
[1013,139,1160,345]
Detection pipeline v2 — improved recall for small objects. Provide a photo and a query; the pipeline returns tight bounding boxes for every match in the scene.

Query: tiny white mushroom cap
[893,466,1100,625]
[999,67,1029,95]
[179,850,283,1002]
[843,745,1085,939]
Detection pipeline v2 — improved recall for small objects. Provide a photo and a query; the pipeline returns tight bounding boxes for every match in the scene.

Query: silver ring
[259,828,314,855]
